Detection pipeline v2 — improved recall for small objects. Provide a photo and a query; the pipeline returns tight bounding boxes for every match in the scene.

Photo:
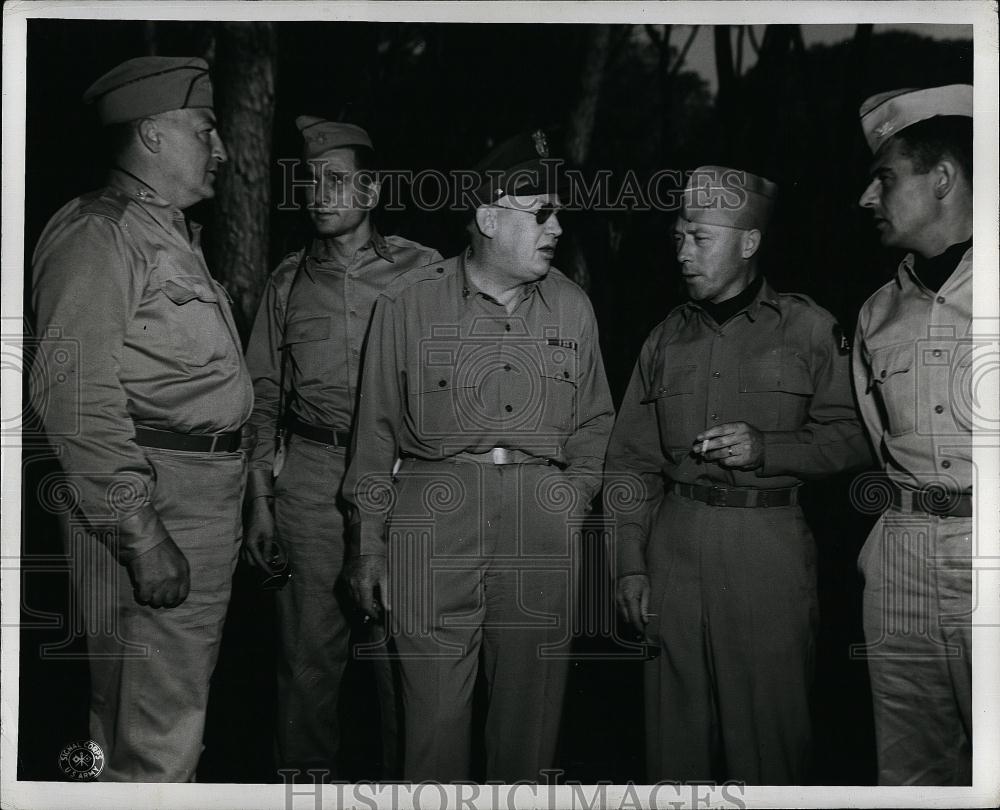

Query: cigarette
[700,439,709,455]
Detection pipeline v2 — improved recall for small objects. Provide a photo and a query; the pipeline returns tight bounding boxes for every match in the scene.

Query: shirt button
[941,460,951,469]
[504,364,511,371]
[880,369,887,378]
[935,405,944,414]
[505,323,511,332]
[438,379,447,387]
[936,296,946,304]
[505,404,513,413]
[436,267,444,274]
[711,413,719,421]
[712,371,721,378]
[349,309,357,317]
[563,370,570,378]
[933,349,942,357]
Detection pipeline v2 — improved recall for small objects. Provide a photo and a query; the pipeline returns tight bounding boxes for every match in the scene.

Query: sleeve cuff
[759,431,796,477]
[247,467,275,500]
[348,521,387,558]
[616,533,647,578]
[115,503,171,564]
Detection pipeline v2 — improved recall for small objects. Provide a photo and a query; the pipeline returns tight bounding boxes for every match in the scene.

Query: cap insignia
[532,129,549,158]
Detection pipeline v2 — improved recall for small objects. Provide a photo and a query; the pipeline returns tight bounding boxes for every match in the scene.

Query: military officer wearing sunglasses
[342,130,615,781]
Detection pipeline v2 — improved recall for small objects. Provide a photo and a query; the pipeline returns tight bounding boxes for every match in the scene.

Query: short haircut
[892,115,973,185]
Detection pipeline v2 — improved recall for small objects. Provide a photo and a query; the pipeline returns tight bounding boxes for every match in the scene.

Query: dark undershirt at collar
[912,238,972,294]
[699,273,764,325]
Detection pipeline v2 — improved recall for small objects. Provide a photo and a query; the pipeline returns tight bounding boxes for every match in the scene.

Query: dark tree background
[19,19,973,784]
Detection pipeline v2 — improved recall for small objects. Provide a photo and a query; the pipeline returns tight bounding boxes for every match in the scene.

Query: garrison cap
[83,56,213,125]
[859,84,973,153]
[680,165,778,232]
[469,128,564,206]
[296,116,374,159]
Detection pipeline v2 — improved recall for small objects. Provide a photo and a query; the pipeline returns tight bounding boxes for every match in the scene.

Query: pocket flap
[282,315,332,346]
[870,343,914,385]
[642,364,697,402]
[160,276,219,305]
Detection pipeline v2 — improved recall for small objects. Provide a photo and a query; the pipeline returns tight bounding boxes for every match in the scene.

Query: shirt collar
[107,167,189,239]
[309,226,392,265]
[899,245,973,294]
[457,249,552,312]
[683,275,780,324]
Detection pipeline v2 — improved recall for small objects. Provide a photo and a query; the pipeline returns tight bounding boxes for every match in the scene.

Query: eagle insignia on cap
[873,121,895,140]
[532,130,549,158]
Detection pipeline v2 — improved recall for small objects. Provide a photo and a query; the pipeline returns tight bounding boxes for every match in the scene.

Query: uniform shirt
[342,251,616,556]
[853,248,973,493]
[606,278,871,576]
[244,231,441,498]
[31,170,253,562]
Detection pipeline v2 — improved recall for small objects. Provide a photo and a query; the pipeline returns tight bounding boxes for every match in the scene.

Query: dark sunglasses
[493,202,561,225]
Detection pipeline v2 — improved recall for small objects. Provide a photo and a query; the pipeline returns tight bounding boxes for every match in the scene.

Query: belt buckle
[491,447,512,465]
[708,486,728,507]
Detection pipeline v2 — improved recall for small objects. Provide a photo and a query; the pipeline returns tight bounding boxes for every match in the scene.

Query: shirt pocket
[281,314,336,380]
[738,355,814,431]
[869,342,915,437]
[157,274,233,367]
[643,364,698,449]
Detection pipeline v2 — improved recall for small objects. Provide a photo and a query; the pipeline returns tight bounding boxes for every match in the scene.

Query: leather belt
[134,425,242,453]
[287,414,352,448]
[890,482,973,518]
[453,447,557,466]
[670,481,799,508]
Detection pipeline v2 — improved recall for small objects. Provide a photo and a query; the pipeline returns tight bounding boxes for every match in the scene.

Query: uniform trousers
[387,459,581,782]
[643,490,817,785]
[858,509,972,785]
[68,446,244,782]
[273,434,398,777]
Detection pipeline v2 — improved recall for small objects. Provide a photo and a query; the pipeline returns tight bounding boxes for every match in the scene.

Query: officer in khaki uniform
[342,130,615,781]
[605,166,872,784]
[31,57,253,781]
[853,85,974,785]
[243,117,440,776]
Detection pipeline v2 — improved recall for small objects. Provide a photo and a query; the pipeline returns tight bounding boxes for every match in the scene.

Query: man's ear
[933,157,961,200]
[136,118,162,154]
[474,205,497,238]
[742,228,762,259]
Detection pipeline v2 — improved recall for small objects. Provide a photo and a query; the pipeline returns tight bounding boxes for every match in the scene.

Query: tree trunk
[714,25,737,153]
[563,24,615,292]
[210,22,277,343]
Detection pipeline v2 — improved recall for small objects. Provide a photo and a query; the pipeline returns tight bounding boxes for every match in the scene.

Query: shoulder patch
[832,322,851,355]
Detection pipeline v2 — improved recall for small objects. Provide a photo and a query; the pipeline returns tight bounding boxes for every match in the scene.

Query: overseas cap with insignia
[295,116,374,160]
[859,84,972,153]
[83,56,213,126]
[680,165,778,232]
[469,128,564,206]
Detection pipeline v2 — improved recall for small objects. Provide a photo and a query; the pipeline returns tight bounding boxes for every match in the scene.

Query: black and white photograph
[2,2,998,808]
